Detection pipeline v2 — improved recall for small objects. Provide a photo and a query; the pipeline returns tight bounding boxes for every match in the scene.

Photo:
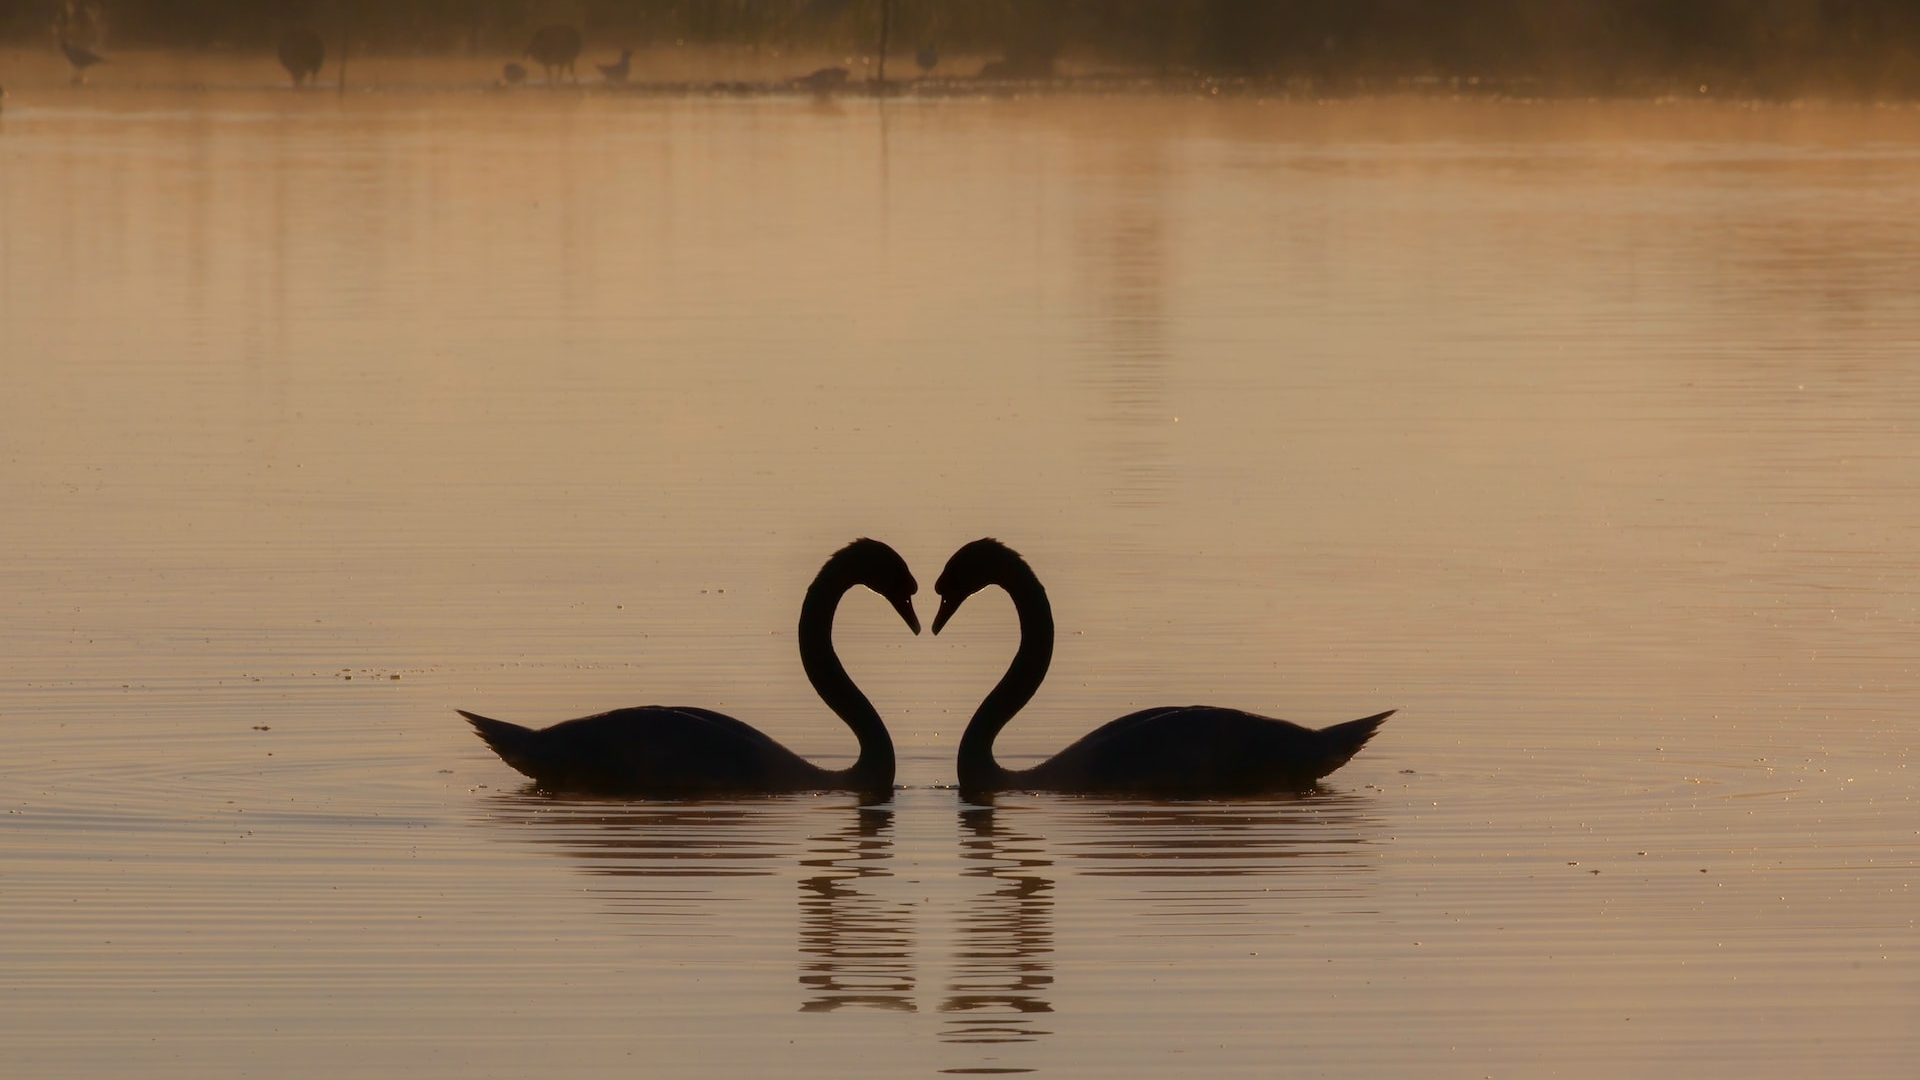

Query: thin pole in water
[336,3,350,96]
[875,0,891,86]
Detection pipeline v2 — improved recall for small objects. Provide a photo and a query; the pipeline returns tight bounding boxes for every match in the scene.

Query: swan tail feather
[1314,709,1394,775]
[459,709,542,776]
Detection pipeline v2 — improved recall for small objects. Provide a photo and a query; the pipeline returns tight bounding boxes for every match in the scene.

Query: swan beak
[930,594,960,635]
[890,593,922,635]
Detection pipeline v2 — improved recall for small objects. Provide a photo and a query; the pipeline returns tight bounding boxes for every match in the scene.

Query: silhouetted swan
[60,39,105,84]
[278,29,325,88]
[933,538,1392,796]
[597,49,632,85]
[460,538,919,799]
[524,25,582,85]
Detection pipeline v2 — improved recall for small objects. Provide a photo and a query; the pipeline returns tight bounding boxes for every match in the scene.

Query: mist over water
[2,74,1918,1077]
[8,1,1920,97]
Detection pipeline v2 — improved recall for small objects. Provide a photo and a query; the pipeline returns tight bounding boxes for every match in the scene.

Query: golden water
[2,83,1916,1076]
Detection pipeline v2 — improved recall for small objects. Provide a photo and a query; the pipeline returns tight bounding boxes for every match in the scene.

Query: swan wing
[1034,706,1391,794]
[463,706,821,795]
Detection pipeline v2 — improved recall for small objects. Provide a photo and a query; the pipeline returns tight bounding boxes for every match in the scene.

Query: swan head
[833,537,920,635]
[931,537,1027,634]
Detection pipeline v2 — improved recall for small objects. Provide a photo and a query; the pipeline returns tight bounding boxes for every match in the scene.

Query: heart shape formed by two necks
[461,537,1388,799]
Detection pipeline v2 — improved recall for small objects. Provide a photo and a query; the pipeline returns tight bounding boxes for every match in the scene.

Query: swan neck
[957,564,1053,791]
[799,570,894,787]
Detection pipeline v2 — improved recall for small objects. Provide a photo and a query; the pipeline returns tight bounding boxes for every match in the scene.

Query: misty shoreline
[5,46,1920,106]
[9,1,1920,101]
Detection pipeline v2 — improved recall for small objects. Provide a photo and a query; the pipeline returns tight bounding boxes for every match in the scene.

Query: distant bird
[932,538,1393,797]
[277,28,325,89]
[597,48,632,85]
[524,24,582,84]
[915,43,938,77]
[796,66,849,93]
[60,39,106,85]
[501,62,527,86]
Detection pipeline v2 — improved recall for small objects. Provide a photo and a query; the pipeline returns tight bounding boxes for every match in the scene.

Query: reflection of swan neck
[799,565,894,788]
[957,562,1054,790]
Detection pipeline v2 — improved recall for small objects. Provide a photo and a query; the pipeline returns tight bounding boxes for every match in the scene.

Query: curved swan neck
[957,560,1054,790]
[798,565,894,787]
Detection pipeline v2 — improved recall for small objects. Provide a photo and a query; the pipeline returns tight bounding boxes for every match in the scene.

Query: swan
[932,538,1392,796]
[460,538,919,799]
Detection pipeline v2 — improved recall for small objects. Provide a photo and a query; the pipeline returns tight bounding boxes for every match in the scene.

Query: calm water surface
[2,85,1917,1077]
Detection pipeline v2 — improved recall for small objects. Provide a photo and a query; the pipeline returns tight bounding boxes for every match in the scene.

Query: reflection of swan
[460,538,919,799]
[477,796,792,881]
[476,795,916,1011]
[1071,795,1378,883]
[941,802,1054,1046]
[798,807,917,1012]
[933,538,1392,796]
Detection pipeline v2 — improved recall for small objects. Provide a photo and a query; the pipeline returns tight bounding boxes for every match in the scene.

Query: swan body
[462,538,919,799]
[461,706,847,795]
[933,538,1391,796]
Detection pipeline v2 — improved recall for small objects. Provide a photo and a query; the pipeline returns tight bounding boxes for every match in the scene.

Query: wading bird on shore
[524,25,582,85]
[597,49,632,85]
[932,538,1393,797]
[60,38,106,84]
[796,66,849,93]
[278,28,325,88]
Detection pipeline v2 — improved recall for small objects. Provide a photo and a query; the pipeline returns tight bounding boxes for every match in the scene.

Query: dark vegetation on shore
[8,1,1920,97]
